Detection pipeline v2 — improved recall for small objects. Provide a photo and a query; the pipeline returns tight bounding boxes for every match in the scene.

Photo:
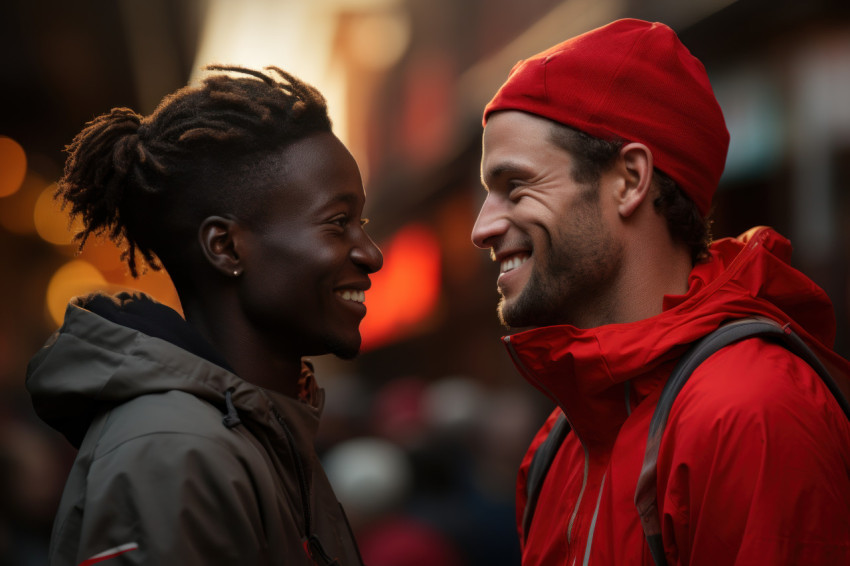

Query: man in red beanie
[472,18,850,566]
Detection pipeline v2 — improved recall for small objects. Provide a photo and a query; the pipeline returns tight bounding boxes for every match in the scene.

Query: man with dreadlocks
[26,65,382,565]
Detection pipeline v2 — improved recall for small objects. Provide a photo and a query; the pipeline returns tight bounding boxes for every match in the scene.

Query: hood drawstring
[222,389,242,428]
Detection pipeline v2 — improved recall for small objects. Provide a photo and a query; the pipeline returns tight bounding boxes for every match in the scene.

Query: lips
[495,250,532,297]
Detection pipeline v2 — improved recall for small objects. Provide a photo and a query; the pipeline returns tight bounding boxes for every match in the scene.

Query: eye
[507,181,524,201]
[329,214,349,227]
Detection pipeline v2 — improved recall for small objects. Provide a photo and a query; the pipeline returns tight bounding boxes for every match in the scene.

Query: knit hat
[483,19,729,216]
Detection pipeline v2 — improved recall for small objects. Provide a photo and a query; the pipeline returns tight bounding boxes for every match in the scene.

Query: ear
[198,216,244,277]
[615,142,654,218]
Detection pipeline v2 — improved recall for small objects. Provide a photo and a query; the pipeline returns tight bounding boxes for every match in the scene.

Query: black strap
[522,412,570,542]
[636,318,850,566]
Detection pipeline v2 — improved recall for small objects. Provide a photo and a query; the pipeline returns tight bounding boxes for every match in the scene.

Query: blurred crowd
[318,372,543,566]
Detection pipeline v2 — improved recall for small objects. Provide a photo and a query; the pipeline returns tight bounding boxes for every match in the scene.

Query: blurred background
[2,0,850,564]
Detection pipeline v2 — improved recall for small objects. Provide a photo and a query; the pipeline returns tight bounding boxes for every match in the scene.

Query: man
[27,66,381,565]
[472,19,850,565]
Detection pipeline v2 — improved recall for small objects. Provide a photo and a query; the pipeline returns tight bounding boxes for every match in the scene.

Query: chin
[301,330,361,360]
[498,295,555,330]
[329,334,362,360]
[334,347,360,360]
[498,297,527,328]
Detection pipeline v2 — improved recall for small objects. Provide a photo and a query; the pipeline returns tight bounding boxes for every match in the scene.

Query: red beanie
[483,19,729,216]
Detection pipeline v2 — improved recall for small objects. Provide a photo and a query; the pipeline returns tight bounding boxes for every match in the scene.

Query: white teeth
[337,290,365,303]
[500,255,529,274]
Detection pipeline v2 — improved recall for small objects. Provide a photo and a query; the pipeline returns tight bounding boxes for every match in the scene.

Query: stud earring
[232,270,240,277]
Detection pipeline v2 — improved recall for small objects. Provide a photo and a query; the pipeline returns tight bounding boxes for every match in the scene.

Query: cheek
[515,192,564,226]
[521,207,561,249]
[241,245,312,304]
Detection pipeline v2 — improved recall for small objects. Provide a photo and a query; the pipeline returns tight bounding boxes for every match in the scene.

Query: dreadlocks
[57,65,332,277]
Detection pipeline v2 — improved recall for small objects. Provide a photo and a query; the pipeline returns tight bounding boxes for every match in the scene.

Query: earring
[232,270,240,277]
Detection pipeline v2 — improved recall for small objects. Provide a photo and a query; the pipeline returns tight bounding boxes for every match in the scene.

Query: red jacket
[508,227,850,565]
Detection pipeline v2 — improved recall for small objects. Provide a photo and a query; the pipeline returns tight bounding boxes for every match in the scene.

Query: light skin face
[471,111,626,329]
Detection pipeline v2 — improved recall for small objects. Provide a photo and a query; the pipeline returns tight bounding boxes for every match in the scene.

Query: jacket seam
[90,422,252,462]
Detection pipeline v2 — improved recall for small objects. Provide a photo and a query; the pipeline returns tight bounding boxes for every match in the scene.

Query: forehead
[252,132,364,218]
[481,111,569,181]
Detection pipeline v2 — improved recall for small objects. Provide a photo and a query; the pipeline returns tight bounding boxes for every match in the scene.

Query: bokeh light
[0,136,27,198]
[116,267,183,316]
[34,183,80,246]
[360,223,441,350]
[46,260,109,326]
[348,10,411,70]
[51,235,183,319]
[73,235,132,273]
[0,172,45,234]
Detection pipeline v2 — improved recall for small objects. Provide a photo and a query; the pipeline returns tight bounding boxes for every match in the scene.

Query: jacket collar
[503,227,838,448]
[27,291,325,449]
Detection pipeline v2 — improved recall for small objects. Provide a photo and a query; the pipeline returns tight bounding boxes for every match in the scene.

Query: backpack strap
[634,317,850,566]
[519,318,850,563]
[521,411,570,543]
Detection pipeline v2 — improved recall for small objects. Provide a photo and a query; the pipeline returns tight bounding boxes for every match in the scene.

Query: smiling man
[472,19,850,566]
[27,66,381,565]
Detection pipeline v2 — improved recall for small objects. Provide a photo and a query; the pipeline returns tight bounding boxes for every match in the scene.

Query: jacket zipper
[582,473,606,566]
[273,409,357,566]
[568,449,590,543]
[273,409,313,535]
[505,336,589,545]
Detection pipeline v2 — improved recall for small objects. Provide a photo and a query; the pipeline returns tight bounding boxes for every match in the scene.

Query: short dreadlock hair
[57,65,332,278]
[548,122,712,263]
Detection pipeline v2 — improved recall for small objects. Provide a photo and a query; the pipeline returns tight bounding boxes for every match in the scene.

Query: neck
[609,233,692,326]
[180,292,304,398]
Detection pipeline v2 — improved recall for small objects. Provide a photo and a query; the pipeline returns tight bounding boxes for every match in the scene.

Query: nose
[471,194,510,250]
[352,232,384,274]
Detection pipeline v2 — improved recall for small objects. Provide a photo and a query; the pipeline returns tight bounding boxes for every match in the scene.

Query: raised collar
[502,227,837,448]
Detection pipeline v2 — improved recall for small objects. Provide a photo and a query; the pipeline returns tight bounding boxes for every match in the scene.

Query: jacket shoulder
[657,338,850,564]
[675,337,847,424]
[661,336,850,478]
[92,390,246,459]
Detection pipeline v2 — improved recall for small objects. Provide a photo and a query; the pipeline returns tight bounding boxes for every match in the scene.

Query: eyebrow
[313,191,362,215]
[482,160,532,188]
[326,193,359,206]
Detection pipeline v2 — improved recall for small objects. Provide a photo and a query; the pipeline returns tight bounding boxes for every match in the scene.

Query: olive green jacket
[27,293,363,566]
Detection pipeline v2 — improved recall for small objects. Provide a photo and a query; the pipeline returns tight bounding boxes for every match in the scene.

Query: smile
[500,254,530,274]
[336,289,366,303]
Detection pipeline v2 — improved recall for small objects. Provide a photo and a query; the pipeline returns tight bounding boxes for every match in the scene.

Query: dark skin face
[190,132,383,396]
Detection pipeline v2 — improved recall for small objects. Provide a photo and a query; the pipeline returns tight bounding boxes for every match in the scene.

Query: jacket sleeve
[657,339,850,566]
[73,433,271,566]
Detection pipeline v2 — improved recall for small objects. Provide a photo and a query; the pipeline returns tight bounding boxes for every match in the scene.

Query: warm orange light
[360,224,442,351]
[46,258,184,327]
[46,260,109,326]
[34,183,81,245]
[0,172,43,234]
[114,267,183,316]
[0,137,27,198]
[72,234,127,273]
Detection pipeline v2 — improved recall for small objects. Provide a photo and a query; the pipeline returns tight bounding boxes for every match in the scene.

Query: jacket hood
[26,292,323,448]
[504,227,847,444]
